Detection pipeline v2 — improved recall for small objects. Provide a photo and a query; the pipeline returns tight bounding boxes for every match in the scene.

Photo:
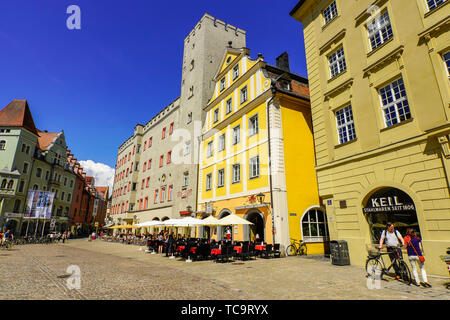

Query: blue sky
[0,0,306,172]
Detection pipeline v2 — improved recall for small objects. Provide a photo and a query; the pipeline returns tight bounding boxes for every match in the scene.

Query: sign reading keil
[363,188,416,213]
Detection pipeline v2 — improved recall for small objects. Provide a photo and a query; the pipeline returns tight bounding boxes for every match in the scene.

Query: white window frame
[323,1,338,25]
[301,209,329,243]
[183,172,189,187]
[233,64,240,80]
[426,0,446,11]
[328,47,346,79]
[249,156,260,179]
[367,11,393,51]
[240,86,248,104]
[232,125,241,145]
[213,108,219,123]
[0,140,6,150]
[232,164,241,183]
[220,77,226,91]
[443,51,450,78]
[335,105,357,144]
[226,98,233,115]
[217,169,225,188]
[218,134,226,152]
[207,141,214,158]
[248,114,259,137]
[206,173,212,191]
[378,78,411,128]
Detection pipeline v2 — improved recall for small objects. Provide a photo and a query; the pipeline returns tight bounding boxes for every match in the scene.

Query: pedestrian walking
[404,228,431,288]
[62,231,67,244]
[378,222,405,280]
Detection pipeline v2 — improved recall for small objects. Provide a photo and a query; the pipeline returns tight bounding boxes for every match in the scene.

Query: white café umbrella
[176,217,203,226]
[136,220,163,227]
[217,214,253,226]
[199,216,221,226]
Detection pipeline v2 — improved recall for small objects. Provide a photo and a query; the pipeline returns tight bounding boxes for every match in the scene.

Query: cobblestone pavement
[0,239,448,300]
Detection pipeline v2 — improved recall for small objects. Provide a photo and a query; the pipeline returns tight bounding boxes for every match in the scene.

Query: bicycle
[286,238,307,256]
[365,245,412,285]
[0,239,13,250]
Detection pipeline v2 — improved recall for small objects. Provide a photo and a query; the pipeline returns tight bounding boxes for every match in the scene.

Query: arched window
[13,199,21,213]
[1,179,7,189]
[301,208,329,242]
[0,140,6,150]
[7,180,14,189]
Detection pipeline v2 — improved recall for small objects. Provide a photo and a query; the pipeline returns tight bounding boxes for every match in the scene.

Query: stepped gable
[36,129,59,150]
[0,99,39,135]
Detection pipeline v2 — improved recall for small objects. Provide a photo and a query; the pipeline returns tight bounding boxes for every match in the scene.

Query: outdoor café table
[211,248,221,255]
[255,245,266,251]
[233,246,242,254]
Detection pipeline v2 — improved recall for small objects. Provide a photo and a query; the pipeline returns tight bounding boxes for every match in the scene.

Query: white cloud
[79,160,114,196]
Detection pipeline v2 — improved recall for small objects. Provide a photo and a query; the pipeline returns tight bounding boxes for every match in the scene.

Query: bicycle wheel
[299,244,307,256]
[365,257,383,279]
[285,245,296,256]
[398,261,412,285]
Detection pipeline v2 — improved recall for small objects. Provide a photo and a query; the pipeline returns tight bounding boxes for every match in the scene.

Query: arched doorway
[217,209,231,241]
[244,210,265,242]
[5,219,18,234]
[363,187,421,242]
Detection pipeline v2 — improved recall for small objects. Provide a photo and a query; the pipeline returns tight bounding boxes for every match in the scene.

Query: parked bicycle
[365,245,412,285]
[286,238,307,256]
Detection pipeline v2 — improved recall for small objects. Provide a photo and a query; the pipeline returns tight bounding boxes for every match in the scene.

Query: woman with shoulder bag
[404,228,431,288]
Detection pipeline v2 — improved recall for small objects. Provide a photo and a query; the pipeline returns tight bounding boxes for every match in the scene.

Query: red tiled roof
[37,130,59,150]
[0,100,39,135]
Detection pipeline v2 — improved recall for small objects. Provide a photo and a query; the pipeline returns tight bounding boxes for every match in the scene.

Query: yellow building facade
[291,0,450,274]
[197,47,326,253]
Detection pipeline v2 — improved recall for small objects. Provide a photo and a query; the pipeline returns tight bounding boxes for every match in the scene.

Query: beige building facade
[291,0,450,275]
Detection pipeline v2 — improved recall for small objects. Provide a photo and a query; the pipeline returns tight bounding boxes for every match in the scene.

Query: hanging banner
[24,191,55,219]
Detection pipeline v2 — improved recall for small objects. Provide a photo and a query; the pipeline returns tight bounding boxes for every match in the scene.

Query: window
[167,151,172,164]
[144,141,147,151]
[218,134,226,152]
[249,156,260,179]
[206,174,212,191]
[207,141,214,158]
[162,127,166,139]
[143,162,147,172]
[328,47,346,78]
[154,190,159,204]
[36,168,42,178]
[67,193,71,202]
[323,1,338,25]
[0,179,6,189]
[168,185,173,201]
[13,199,21,213]
[33,184,39,190]
[0,140,5,150]
[232,125,241,145]
[240,86,248,104]
[427,0,446,11]
[141,179,145,190]
[302,209,329,242]
[367,11,393,51]
[220,77,226,91]
[217,169,225,188]
[183,172,189,187]
[146,177,150,188]
[6,180,13,189]
[169,122,174,135]
[187,112,193,124]
[226,98,233,114]
[135,162,139,171]
[21,144,26,152]
[232,164,241,183]
[248,114,259,136]
[160,187,166,203]
[144,197,148,209]
[335,105,357,144]
[137,144,141,153]
[443,51,450,77]
[148,159,152,170]
[213,108,219,123]
[233,64,240,80]
[149,137,153,148]
[159,155,164,167]
[379,78,411,127]
[23,162,29,174]
[61,192,65,201]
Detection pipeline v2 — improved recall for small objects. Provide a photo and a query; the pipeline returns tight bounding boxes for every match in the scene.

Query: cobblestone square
[0,239,448,300]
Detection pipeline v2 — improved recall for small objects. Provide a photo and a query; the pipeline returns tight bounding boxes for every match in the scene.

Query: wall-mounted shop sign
[363,188,416,213]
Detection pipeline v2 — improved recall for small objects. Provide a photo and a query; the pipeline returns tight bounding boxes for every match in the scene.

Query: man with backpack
[379,222,405,280]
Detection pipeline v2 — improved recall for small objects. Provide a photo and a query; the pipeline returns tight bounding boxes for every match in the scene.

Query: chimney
[276,52,290,72]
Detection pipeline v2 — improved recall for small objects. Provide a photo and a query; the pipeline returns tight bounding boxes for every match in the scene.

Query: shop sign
[363,188,416,213]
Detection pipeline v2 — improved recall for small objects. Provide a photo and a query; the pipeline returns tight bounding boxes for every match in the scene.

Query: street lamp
[257,193,266,204]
